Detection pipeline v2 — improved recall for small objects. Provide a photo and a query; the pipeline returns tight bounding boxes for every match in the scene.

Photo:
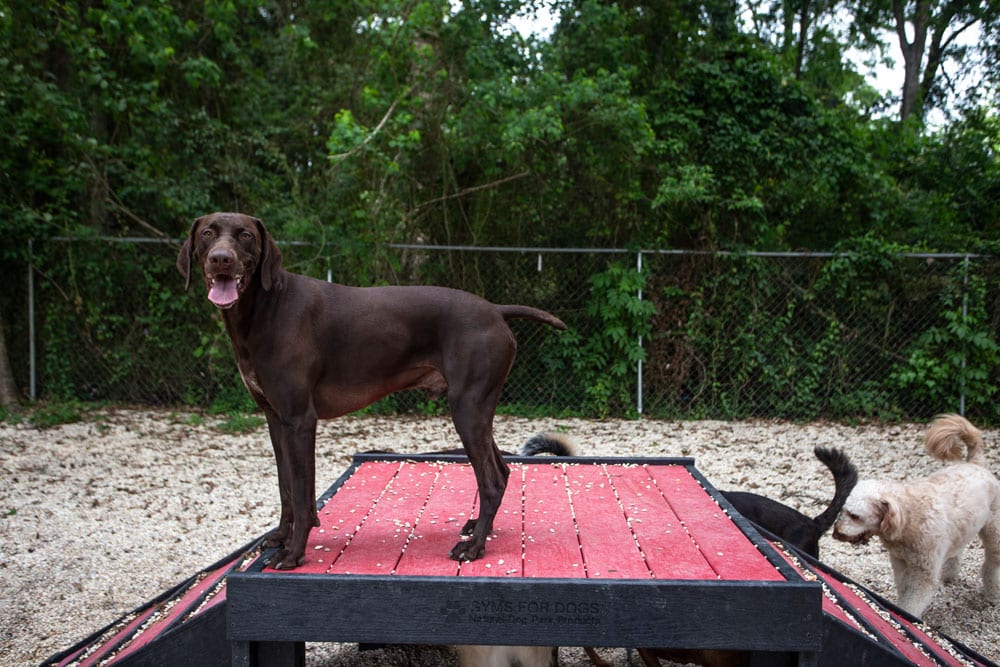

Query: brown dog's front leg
[263,410,293,549]
[267,414,320,570]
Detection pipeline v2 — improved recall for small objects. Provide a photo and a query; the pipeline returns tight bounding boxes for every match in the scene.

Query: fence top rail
[389,244,987,260]
[48,236,313,246]
[41,237,988,260]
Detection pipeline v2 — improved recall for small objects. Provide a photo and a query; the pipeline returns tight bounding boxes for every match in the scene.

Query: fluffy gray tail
[925,413,986,466]
[810,446,859,533]
[520,432,576,457]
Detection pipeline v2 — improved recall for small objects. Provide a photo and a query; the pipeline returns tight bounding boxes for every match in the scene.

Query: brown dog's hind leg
[450,439,509,561]
[445,327,518,561]
[447,391,511,561]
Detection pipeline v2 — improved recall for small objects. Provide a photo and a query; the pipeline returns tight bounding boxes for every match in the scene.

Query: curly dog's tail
[925,413,986,466]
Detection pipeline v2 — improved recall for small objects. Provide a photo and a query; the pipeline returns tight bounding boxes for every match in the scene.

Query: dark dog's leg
[268,412,321,570]
[450,426,509,561]
[446,365,512,561]
[262,410,293,549]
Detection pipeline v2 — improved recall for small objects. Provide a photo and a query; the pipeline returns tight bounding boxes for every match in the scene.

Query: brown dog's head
[176,212,283,309]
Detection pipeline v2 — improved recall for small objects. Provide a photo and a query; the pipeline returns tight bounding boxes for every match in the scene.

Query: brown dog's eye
[201,228,214,238]
[240,231,253,241]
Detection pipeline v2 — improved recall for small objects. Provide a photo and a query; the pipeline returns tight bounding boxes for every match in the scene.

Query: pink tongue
[208,277,239,306]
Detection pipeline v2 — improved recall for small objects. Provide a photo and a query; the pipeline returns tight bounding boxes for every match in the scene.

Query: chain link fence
[10,238,999,423]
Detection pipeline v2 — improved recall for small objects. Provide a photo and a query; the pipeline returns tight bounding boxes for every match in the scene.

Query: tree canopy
[2,0,997,261]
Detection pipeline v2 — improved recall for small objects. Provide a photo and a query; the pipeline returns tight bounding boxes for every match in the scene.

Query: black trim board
[227,574,822,651]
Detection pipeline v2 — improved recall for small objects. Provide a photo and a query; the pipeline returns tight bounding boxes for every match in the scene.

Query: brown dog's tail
[925,413,986,466]
[810,446,858,534]
[497,305,566,330]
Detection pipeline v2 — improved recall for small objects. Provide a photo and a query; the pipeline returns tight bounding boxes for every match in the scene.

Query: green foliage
[889,262,999,416]
[553,263,655,417]
[215,412,266,435]
[642,239,996,421]
[28,400,86,428]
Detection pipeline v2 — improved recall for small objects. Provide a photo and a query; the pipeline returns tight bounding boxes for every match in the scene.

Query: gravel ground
[2,409,998,666]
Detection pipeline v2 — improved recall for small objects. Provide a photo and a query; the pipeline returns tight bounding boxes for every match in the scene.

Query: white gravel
[2,410,998,666]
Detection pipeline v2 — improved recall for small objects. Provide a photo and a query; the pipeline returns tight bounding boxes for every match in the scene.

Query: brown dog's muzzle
[205,245,250,309]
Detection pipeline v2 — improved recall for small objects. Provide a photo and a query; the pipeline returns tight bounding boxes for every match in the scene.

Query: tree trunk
[0,313,23,410]
[895,0,931,122]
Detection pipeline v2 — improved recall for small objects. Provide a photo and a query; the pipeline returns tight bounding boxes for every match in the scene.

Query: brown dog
[177,212,565,569]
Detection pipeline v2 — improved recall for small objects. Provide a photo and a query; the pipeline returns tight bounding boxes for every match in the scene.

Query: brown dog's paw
[460,517,478,536]
[449,540,486,562]
[263,528,288,548]
[267,548,305,570]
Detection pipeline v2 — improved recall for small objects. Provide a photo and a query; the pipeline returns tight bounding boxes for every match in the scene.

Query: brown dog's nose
[208,249,235,272]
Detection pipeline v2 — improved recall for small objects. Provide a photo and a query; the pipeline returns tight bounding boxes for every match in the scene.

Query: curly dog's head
[832,480,905,545]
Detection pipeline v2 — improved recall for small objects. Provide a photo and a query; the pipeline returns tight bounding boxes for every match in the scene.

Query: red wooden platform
[289,457,787,581]
[227,454,822,666]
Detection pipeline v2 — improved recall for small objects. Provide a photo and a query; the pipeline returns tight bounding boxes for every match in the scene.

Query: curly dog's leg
[980,516,1000,602]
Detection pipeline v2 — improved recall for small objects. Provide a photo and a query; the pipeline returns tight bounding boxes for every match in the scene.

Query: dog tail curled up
[810,446,859,533]
[520,432,576,457]
[925,413,986,466]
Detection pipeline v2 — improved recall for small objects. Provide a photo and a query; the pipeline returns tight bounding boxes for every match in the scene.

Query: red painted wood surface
[771,543,988,667]
[103,553,243,662]
[274,460,783,582]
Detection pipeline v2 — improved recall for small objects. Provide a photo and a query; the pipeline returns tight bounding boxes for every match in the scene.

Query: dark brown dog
[177,212,565,569]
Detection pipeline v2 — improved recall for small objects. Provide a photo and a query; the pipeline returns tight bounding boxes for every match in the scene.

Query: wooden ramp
[767,535,995,667]
[40,454,996,667]
[40,539,263,667]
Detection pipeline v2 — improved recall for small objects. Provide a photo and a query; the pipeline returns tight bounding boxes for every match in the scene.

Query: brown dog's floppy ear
[176,216,202,291]
[254,217,283,291]
[878,497,905,541]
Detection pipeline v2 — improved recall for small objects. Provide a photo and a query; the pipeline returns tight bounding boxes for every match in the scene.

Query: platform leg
[748,650,817,666]
[231,640,304,667]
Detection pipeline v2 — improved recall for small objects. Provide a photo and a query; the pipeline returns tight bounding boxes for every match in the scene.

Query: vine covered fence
[11,238,999,423]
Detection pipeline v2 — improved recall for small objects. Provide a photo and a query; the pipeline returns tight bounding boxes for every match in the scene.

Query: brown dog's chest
[237,358,268,406]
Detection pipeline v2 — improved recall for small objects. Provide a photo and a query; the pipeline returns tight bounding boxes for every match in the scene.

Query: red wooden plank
[190,546,263,616]
[797,557,984,667]
[293,461,403,574]
[609,465,718,580]
[645,465,782,582]
[53,644,88,667]
[393,462,475,576]
[808,564,939,666]
[769,544,869,632]
[891,613,989,667]
[459,464,525,578]
[564,464,652,579]
[70,607,159,667]
[108,554,242,660]
[326,462,439,575]
[522,462,586,578]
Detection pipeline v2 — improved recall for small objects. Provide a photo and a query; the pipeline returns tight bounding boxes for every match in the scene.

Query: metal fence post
[28,239,36,400]
[637,250,643,416]
[960,254,970,416]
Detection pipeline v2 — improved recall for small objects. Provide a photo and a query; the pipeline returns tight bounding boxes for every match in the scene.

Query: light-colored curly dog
[833,414,1000,617]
